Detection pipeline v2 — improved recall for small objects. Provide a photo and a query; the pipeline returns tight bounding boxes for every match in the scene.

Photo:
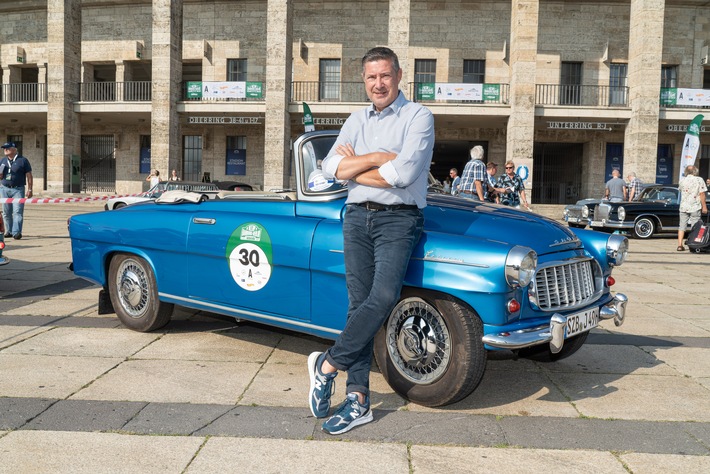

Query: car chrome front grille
[531,258,598,311]
[594,203,611,221]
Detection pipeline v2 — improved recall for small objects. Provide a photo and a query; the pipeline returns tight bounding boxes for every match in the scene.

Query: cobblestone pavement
[0,203,709,473]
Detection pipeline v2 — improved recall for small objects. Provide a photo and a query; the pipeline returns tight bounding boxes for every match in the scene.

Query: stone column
[46,0,82,193]
[151,0,183,178]
[263,0,293,190]
[388,0,410,85]
[623,0,665,183]
[506,0,538,201]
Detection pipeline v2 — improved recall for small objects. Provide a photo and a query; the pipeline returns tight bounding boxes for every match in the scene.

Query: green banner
[417,83,435,101]
[186,82,203,99]
[660,88,677,106]
[482,84,500,101]
[246,82,263,99]
[303,102,315,132]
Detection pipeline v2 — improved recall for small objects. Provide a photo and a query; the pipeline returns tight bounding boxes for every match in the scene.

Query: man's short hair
[627,172,636,178]
[362,47,400,73]
[470,145,484,160]
[486,162,498,170]
[505,160,515,168]
[612,169,620,177]
[450,168,458,174]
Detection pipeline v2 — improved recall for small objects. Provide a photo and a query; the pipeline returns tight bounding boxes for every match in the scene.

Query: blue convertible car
[69,130,629,407]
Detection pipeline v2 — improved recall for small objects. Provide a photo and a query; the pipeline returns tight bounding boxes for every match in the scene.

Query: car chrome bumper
[590,220,632,230]
[482,293,628,353]
[565,216,588,225]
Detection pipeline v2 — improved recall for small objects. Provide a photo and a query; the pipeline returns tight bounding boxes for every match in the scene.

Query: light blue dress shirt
[321,92,435,209]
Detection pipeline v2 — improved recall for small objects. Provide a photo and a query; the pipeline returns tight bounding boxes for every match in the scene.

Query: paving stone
[0,430,203,473]
[411,445,627,473]
[188,437,409,473]
[0,398,57,430]
[121,402,233,435]
[621,452,710,473]
[24,399,147,432]
[499,417,710,455]
[194,406,317,439]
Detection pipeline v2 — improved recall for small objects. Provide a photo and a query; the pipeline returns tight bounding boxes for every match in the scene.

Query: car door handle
[193,217,216,225]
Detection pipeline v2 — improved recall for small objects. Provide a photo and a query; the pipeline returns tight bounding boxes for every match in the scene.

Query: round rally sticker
[226,223,273,291]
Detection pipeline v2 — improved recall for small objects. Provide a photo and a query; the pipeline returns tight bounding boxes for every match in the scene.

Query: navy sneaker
[307,351,336,418]
[322,392,373,435]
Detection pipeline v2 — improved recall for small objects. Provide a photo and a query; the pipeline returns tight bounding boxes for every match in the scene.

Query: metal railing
[0,83,47,103]
[80,81,152,102]
[536,84,628,107]
[291,81,368,103]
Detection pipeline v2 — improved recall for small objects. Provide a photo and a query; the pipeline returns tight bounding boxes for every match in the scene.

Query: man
[0,142,33,239]
[497,161,530,209]
[627,172,642,201]
[605,169,627,202]
[485,162,504,203]
[310,47,434,434]
[449,168,460,195]
[677,165,708,251]
[458,145,486,200]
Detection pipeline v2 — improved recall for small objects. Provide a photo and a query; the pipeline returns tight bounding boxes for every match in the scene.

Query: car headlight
[606,234,629,266]
[505,246,538,288]
[617,206,626,222]
[582,206,589,218]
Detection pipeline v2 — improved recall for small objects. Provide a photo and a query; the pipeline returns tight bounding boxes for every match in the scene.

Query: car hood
[424,195,581,256]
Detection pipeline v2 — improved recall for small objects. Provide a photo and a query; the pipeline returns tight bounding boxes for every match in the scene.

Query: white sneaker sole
[324,409,374,435]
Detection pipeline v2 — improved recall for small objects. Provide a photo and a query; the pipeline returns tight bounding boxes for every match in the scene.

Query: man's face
[363,59,402,112]
[450,170,457,178]
[3,147,15,157]
[487,167,497,176]
[505,164,515,176]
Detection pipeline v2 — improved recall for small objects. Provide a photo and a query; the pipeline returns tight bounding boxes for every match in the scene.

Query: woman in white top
[169,169,180,181]
[146,169,161,187]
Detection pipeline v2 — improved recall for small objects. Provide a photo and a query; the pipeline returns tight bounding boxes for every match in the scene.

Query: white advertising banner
[435,83,482,101]
[201,81,247,99]
[675,88,710,107]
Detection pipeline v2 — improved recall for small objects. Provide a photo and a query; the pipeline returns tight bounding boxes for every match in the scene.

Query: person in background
[443,177,451,194]
[0,142,33,240]
[449,168,460,195]
[497,160,530,210]
[485,162,505,203]
[169,169,180,181]
[627,172,642,201]
[146,169,161,187]
[458,146,486,201]
[310,46,434,435]
[604,169,627,202]
[677,165,707,251]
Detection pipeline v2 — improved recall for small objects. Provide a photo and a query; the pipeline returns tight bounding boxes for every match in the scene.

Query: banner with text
[186,81,263,99]
[660,88,710,107]
[416,83,500,102]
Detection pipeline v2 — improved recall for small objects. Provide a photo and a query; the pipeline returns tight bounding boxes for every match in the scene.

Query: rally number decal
[226,223,273,291]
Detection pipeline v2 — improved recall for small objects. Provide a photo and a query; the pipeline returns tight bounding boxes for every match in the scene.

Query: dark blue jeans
[326,204,424,396]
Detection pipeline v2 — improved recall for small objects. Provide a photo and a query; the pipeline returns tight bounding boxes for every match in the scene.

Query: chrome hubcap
[386,297,450,384]
[116,260,148,318]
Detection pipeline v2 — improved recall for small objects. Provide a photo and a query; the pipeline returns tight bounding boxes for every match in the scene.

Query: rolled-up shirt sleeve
[377,108,434,188]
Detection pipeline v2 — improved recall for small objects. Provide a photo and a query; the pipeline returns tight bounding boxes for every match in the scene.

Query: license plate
[565,307,600,338]
[591,220,604,227]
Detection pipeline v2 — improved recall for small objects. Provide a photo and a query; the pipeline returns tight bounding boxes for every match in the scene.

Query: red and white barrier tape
[0,192,148,205]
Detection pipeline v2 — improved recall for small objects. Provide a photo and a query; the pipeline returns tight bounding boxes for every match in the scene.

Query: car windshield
[639,187,679,203]
[301,135,346,195]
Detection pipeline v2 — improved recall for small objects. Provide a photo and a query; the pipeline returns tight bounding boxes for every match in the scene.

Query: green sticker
[226,223,273,291]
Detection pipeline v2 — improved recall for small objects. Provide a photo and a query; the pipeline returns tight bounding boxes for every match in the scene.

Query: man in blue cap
[0,142,33,239]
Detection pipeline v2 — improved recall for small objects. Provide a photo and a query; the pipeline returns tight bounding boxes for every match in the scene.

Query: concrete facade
[0,0,709,201]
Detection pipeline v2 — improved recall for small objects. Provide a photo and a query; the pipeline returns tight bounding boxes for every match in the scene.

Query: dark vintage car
[590,184,710,239]
[69,130,629,407]
[563,198,601,228]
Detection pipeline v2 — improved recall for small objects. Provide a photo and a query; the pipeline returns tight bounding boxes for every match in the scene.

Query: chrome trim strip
[329,250,490,268]
[160,293,342,335]
[548,238,581,248]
